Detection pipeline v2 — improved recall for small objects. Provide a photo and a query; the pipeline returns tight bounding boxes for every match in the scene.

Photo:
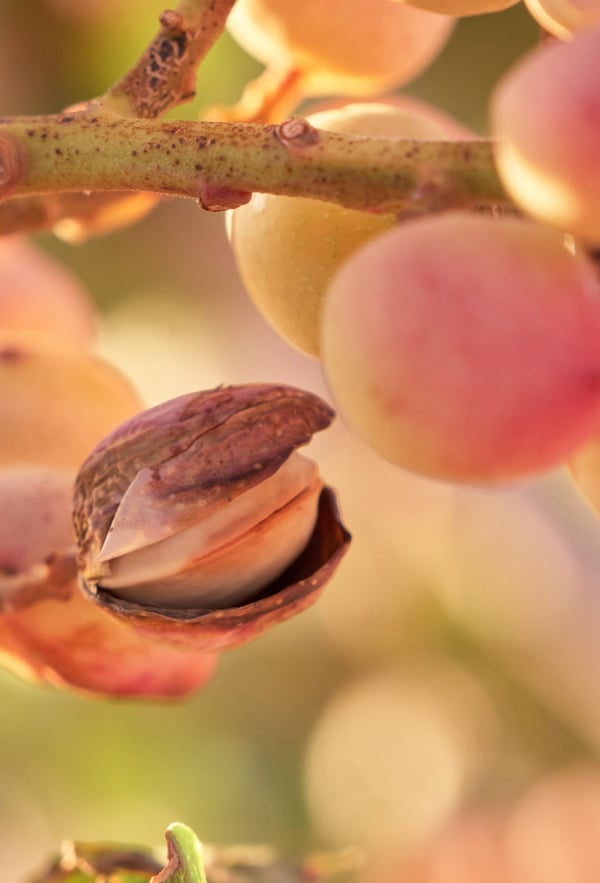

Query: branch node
[275,117,320,152]
[159,9,185,30]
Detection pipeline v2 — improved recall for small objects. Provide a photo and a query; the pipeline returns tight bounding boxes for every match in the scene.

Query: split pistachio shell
[99,452,323,609]
[73,384,350,651]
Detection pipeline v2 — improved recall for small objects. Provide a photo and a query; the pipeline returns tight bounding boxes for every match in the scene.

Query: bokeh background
[5,3,600,882]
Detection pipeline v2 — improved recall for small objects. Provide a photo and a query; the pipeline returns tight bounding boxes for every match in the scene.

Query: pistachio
[73,384,350,651]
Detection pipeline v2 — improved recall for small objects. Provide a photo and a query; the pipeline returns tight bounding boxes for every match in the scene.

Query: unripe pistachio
[73,384,350,652]
[0,466,217,698]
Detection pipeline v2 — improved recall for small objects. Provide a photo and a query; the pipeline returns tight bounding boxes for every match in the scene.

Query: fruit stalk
[101,0,239,118]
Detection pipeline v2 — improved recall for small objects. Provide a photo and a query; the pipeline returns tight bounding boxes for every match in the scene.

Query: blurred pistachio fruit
[0,236,97,343]
[0,329,142,469]
[53,191,160,245]
[0,465,217,698]
[74,384,350,651]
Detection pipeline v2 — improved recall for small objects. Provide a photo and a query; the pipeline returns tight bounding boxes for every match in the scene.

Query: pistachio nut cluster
[73,383,350,654]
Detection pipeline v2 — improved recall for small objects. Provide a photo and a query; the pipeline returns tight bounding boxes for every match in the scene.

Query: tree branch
[0,113,508,219]
[101,0,238,118]
[0,0,239,237]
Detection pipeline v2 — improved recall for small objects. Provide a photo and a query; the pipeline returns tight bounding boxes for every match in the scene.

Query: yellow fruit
[0,331,142,469]
[228,101,468,356]
[491,29,600,242]
[227,0,454,96]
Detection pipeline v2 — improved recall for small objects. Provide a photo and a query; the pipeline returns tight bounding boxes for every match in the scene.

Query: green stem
[153,824,207,883]
[0,112,507,219]
[101,0,238,118]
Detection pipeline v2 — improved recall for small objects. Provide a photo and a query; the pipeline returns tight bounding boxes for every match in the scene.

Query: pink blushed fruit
[491,28,600,242]
[321,212,600,483]
[0,236,97,343]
